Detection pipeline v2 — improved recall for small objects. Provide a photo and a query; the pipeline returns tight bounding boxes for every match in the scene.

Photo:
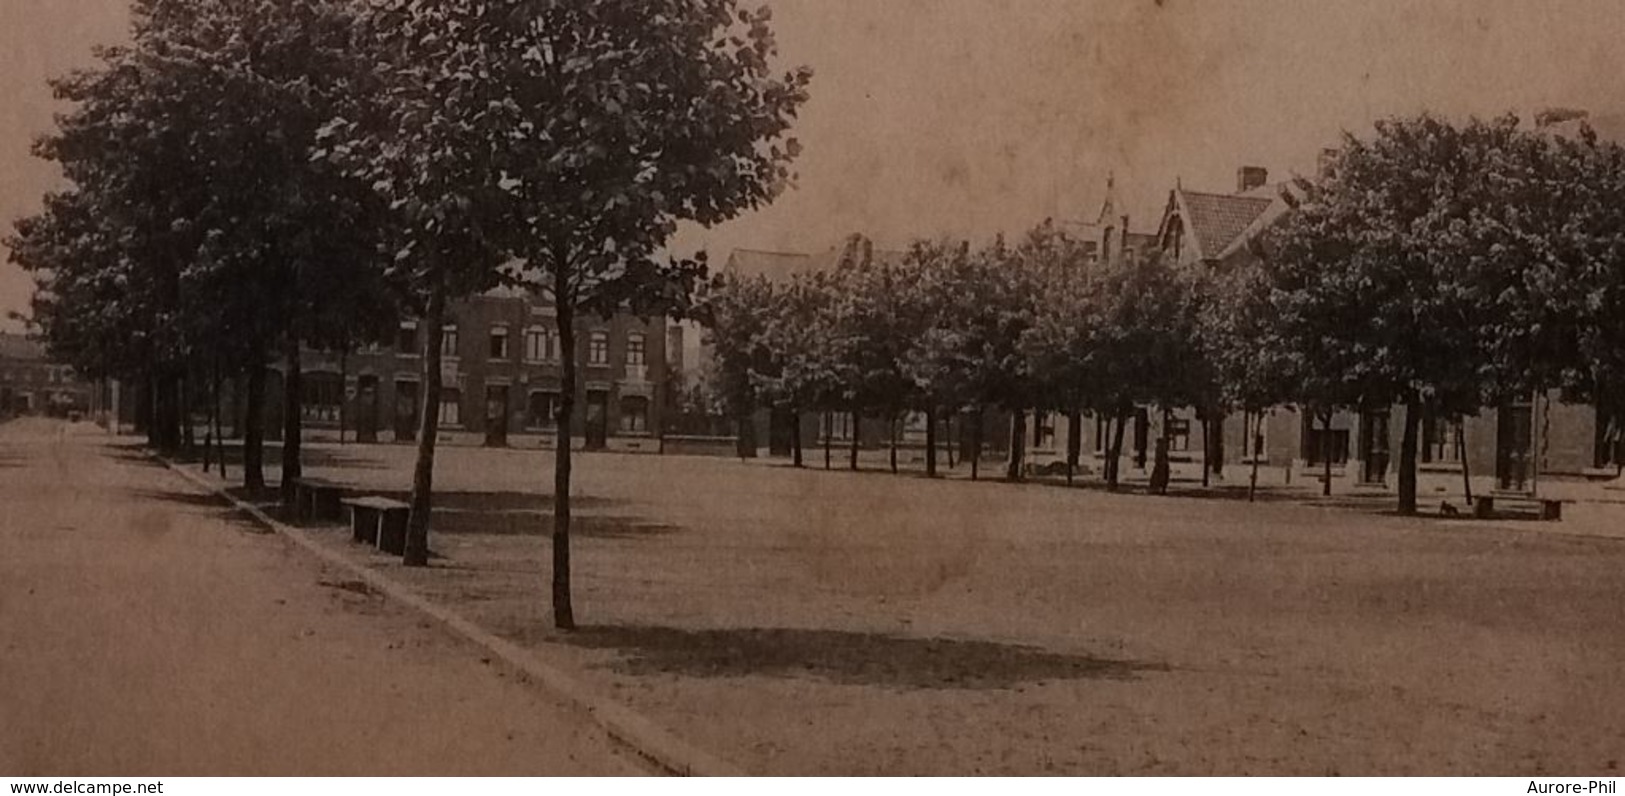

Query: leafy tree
[757,269,839,467]
[332,0,811,628]
[899,238,975,478]
[1262,115,1511,513]
[825,234,922,473]
[15,0,395,493]
[699,271,778,456]
[1016,222,1097,483]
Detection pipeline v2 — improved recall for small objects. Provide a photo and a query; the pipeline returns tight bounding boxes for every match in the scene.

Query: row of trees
[704,225,1211,490]
[704,113,1625,515]
[8,0,810,629]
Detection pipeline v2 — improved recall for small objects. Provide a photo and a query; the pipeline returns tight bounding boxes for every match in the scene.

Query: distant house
[271,288,669,454]
[1086,158,1625,493]
[0,332,98,419]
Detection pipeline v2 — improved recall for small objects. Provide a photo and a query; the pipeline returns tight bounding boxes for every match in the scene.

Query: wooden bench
[290,477,348,524]
[1474,494,1563,521]
[342,496,411,554]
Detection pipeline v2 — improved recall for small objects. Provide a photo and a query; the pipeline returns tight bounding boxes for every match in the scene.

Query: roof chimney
[1237,166,1268,193]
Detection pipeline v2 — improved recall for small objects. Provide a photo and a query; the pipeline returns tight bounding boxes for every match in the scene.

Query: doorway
[484,384,510,448]
[585,390,609,450]
[355,375,379,443]
[393,380,418,442]
[1359,409,1391,484]
[1497,402,1534,492]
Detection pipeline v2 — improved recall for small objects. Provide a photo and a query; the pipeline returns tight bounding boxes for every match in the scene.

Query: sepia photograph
[2,0,1624,786]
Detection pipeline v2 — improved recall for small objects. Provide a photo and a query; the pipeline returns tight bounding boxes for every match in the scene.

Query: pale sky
[6,0,1625,329]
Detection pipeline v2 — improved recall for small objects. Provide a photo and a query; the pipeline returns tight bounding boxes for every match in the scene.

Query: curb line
[156,455,746,777]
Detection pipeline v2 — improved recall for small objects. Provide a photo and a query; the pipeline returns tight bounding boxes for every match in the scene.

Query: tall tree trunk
[165,370,183,451]
[1398,396,1421,516]
[888,411,898,474]
[152,370,181,452]
[945,414,956,469]
[1321,410,1334,497]
[1150,406,1173,495]
[1065,408,1082,485]
[970,406,983,481]
[1201,413,1212,488]
[280,335,304,508]
[212,361,226,481]
[243,359,267,492]
[338,348,349,444]
[823,411,832,470]
[791,407,803,468]
[180,371,194,454]
[404,281,446,568]
[1007,409,1026,481]
[1456,423,1473,503]
[1107,410,1129,491]
[925,406,938,478]
[143,373,158,447]
[550,275,578,630]
[849,410,861,471]
[1248,412,1262,503]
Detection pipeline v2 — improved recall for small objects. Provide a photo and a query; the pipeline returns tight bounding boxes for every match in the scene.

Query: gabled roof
[1214,180,1312,262]
[1174,190,1275,261]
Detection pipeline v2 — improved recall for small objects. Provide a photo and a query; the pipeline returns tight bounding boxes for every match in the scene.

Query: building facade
[0,332,96,418]
[279,290,669,453]
[1054,163,1625,493]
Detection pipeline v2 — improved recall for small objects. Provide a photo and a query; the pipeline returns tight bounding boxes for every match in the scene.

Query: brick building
[277,288,669,453]
[0,332,96,418]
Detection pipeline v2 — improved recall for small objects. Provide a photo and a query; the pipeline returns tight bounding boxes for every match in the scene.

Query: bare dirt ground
[0,419,641,776]
[211,439,1625,775]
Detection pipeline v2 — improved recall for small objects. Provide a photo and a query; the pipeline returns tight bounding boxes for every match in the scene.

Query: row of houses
[0,332,97,419]
[261,289,680,453]
[723,150,1625,494]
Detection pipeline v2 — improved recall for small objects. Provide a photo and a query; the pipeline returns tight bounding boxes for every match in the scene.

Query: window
[489,326,509,360]
[527,391,558,429]
[1166,417,1191,453]
[1033,411,1055,449]
[1598,400,1623,470]
[524,327,558,362]
[301,372,344,423]
[588,331,609,366]
[397,321,418,355]
[1244,412,1269,460]
[1422,410,1462,464]
[440,325,459,358]
[625,333,646,366]
[620,395,650,433]
[438,388,462,426]
[1302,417,1350,466]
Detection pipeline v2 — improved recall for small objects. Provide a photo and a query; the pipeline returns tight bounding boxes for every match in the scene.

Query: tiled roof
[1178,190,1275,260]
[0,333,45,361]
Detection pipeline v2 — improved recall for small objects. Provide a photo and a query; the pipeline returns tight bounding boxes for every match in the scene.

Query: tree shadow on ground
[428,509,680,538]
[561,625,1166,690]
[199,443,393,471]
[121,487,272,534]
[107,445,168,468]
[366,489,627,512]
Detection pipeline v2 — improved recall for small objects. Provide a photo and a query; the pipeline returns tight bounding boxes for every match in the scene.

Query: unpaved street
[0,419,639,776]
